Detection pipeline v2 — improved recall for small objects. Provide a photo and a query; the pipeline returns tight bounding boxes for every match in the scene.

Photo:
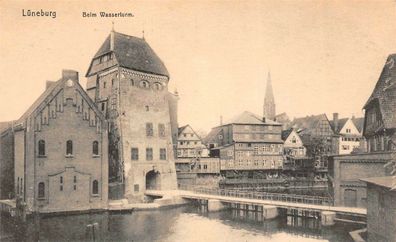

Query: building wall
[328,152,394,208]
[177,125,209,158]
[366,184,396,242]
[14,129,25,200]
[0,129,14,199]
[116,68,177,202]
[25,85,108,213]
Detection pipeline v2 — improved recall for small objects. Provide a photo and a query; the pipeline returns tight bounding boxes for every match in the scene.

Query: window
[38,182,45,198]
[134,184,139,192]
[103,81,106,88]
[111,79,114,87]
[74,176,77,183]
[158,123,165,137]
[60,176,63,184]
[101,103,105,111]
[93,141,99,155]
[145,105,150,111]
[60,176,63,191]
[66,140,73,156]
[92,180,99,194]
[140,80,149,88]
[38,140,45,156]
[130,79,134,86]
[291,137,297,143]
[160,148,167,160]
[131,148,139,160]
[146,148,153,161]
[146,123,153,136]
[346,128,351,133]
[153,82,163,90]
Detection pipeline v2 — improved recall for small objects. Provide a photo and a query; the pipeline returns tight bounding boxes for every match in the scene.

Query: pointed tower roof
[265,72,274,103]
[86,31,169,78]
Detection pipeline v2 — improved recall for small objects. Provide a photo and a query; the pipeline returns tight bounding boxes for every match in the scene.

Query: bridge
[145,187,366,226]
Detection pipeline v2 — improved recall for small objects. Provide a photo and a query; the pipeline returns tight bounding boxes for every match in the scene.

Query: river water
[1,205,364,242]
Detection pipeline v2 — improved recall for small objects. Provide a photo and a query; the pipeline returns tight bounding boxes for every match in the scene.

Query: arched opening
[145,170,161,190]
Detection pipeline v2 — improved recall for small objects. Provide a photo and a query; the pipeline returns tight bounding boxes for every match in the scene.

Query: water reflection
[0,205,364,242]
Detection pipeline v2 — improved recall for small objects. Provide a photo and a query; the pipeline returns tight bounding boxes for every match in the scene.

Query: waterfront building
[263,72,276,121]
[85,30,178,202]
[329,113,365,155]
[175,125,220,187]
[328,54,396,208]
[288,114,333,179]
[360,176,396,242]
[281,128,312,179]
[204,111,284,188]
[0,70,109,213]
[177,124,209,158]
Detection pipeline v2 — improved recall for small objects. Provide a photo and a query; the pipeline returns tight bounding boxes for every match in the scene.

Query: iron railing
[178,184,333,206]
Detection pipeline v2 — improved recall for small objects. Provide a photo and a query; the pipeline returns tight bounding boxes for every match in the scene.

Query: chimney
[220,115,223,126]
[46,81,56,90]
[333,113,339,131]
[62,69,79,82]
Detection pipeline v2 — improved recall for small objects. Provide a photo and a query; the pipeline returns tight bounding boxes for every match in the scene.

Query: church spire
[263,71,276,120]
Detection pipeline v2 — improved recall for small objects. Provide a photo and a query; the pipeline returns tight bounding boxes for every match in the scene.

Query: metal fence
[178,184,333,206]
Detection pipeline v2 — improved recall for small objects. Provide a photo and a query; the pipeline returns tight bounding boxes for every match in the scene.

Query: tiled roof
[281,128,293,141]
[94,31,169,77]
[225,111,281,125]
[178,125,188,135]
[329,118,348,134]
[288,114,330,135]
[364,54,396,129]
[352,117,364,133]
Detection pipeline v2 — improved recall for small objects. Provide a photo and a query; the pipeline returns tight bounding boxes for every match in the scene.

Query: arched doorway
[146,170,161,190]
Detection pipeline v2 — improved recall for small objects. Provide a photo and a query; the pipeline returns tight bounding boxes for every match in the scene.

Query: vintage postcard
[0,1,395,242]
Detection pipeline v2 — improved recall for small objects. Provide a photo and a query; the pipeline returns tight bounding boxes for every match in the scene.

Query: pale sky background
[1,0,396,133]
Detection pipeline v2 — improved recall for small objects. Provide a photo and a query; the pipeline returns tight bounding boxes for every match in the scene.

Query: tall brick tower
[263,72,276,121]
[86,29,177,202]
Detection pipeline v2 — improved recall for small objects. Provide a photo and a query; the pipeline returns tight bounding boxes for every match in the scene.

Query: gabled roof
[364,54,396,129]
[352,117,364,133]
[329,118,348,134]
[17,70,105,124]
[225,111,281,126]
[178,125,189,136]
[281,128,294,141]
[288,114,331,135]
[275,112,290,123]
[88,31,169,78]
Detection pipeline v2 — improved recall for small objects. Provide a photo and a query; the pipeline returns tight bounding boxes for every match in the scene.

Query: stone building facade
[1,70,109,213]
[361,177,396,242]
[85,30,177,202]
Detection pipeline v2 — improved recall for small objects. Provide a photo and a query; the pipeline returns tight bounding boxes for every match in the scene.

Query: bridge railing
[178,184,332,206]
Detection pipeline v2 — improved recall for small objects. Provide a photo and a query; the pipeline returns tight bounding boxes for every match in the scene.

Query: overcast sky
[1,0,396,133]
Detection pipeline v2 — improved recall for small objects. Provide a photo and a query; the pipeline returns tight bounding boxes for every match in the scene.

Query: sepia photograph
[0,0,395,241]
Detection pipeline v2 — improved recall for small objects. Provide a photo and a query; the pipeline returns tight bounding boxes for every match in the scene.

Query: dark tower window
[160,148,167,160]
[140,80,149,89]
[101,103,105,111]
[146,123,154,136]
[38,182,45,198]
[130,79,134,86]
[93,141,99,155]
[92,180,99,194]
[158,124,165,137]
[111,79,114,87]
[131,148,139,160]
[103,82,106,89]
[38,140,45,156]
[145,106,150,111]
[66,140,73,156]
[146,148,153,161]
